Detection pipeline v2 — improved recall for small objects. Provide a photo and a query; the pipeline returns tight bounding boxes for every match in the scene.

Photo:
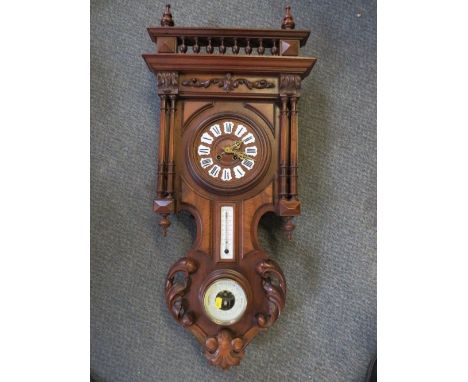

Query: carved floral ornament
[204,329,244,369]
[182,73,275,92]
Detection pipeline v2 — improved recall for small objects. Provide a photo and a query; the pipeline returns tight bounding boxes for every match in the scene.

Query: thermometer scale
[220,206,234,259]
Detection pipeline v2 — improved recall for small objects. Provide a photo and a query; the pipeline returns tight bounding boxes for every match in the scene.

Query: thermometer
[220,206,234,259]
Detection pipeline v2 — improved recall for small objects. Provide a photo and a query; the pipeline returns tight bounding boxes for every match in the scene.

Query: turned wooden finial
[281,5,295,30]
[159,214,171,236]
[161,4,174,27]
[281,216,295,240]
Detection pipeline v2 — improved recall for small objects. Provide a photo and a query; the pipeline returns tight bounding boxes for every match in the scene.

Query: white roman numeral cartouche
[233,165,245,178]
[201,132,213,144]
[234,124,247,137]
[200,157,213,169]
[209,165,221,178]
[241,159,254,170]
[245,146,257,156]
[198,145,211,155]
[242,132,255,145]
[223,121,234,134]
[210,124,222,137]
[221,168,232,181]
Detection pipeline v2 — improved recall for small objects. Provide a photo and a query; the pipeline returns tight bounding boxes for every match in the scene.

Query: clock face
[190,117,269,193]
[203,278,248,325]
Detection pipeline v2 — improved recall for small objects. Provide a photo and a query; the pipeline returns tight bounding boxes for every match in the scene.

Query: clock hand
[231,150,253,161]
[232,140,242,150]
[223,140,242,154]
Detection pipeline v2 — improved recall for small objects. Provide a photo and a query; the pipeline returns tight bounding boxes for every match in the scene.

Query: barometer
[203,278,247,325]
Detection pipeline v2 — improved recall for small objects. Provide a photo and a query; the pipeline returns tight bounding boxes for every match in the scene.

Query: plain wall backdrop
[91,0,376,381]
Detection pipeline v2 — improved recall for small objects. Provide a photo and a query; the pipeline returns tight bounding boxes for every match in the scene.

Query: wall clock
[143,4,316,369]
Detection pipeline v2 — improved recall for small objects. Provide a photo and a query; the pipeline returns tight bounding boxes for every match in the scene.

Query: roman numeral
[201,132,213,144]
[210,124,222,137]
[223,121,234,134]
[233,165,245,178]
[234,124,247,137]
[209,165,221,177]
[242,133,255,145]
[198,145,211,155]
[200,157,213,169]
[221,168,232,181]
[241,159,254,170]
[245,146,258,156]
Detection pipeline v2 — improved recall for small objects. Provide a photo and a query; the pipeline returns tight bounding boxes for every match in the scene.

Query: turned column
[279,95,290,200]
[289,96,298,200]
[157,95,168,198]
[154,72,179,236]
[166,95,176,199]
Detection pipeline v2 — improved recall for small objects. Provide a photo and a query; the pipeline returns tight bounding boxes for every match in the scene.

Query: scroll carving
[182,73,274,92]
[255,259,286,328]
[204,329,245,369]
[157,72,179,94]
[279,73,301,95]
[165,257,198,327]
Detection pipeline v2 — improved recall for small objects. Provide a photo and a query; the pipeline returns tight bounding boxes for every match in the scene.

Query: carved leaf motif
[165,257,198,326]
[255,259,286,328]
[156,72,179,94]
[279,74,301,95]
[181,73,274,92]
[204,329,245,369]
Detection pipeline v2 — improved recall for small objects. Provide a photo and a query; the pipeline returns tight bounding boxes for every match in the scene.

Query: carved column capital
[157,71,179,95]
[279,74,301,96]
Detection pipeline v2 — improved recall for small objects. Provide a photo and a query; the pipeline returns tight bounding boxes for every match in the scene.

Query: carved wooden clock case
[143,5,316,369]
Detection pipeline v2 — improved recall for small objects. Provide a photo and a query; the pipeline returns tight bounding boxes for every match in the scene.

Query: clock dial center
[214,136,241,165]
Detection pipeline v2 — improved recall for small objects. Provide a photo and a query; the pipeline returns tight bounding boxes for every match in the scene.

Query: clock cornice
[142,54,316,78]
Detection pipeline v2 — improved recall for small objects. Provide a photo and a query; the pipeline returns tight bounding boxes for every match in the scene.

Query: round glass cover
[203,278,247,325]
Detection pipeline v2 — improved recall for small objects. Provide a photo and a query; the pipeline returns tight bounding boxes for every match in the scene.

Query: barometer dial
[203,278,248,325]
